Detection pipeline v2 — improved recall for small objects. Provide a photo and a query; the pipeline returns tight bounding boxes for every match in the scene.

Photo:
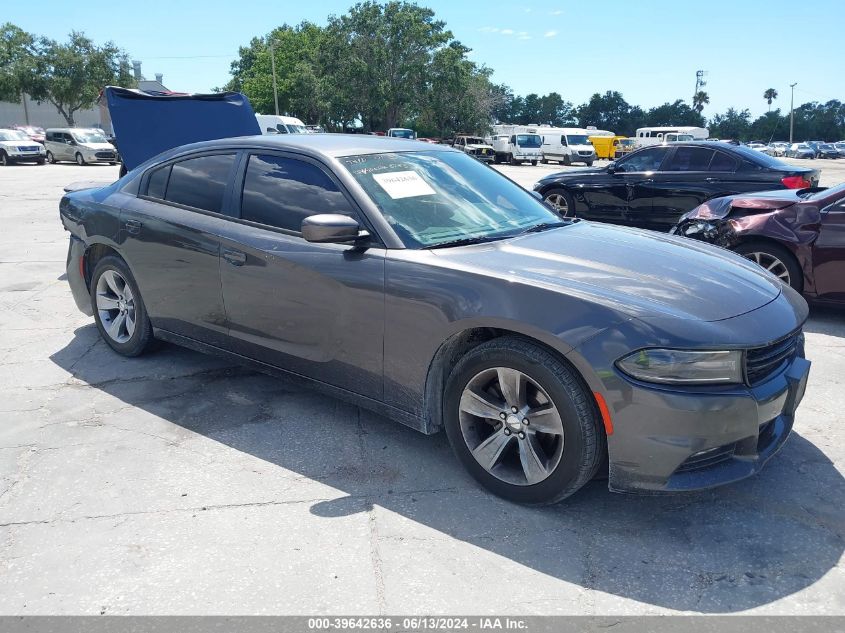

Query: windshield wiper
[511,221,570,237]
[424,235,508,249]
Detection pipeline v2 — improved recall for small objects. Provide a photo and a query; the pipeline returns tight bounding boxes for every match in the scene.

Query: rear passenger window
[146,165,171,199]
[240,154,354,232]
[664,147,714,171]
[709,152,739,172]
[164,154,236,213]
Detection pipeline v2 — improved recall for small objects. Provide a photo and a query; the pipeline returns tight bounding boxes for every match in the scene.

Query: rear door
[217,151,386,399]
[118,152,237,346]
[812,196,845,301]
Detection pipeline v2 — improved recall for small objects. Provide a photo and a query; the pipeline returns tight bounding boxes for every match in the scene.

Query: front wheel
[543,188,575,218]
[585,161,594,167]
[90,256,156,356]
[75,152,86,166]
[734,241,803,293]
[444,337,605,505]
[562,155,572,166]
[46,151,56,164]
[0,151,9,166]
[531,160,538,166]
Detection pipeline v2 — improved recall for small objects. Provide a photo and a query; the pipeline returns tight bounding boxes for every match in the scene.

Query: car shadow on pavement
[49,323,845,614]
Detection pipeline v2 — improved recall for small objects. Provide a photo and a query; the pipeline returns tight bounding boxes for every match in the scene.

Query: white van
[256,114,308,135]
[386,128,416,139]
[538,127,597,166]
[635,126,708,148]
[487,125,543,164]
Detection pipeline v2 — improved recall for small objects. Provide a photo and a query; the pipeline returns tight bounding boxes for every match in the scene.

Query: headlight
[616,349,743,385]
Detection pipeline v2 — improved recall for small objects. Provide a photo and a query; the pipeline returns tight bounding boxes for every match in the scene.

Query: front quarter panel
[382,250,630,416]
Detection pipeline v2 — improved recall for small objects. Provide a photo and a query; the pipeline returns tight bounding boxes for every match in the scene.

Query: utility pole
[269,40,280,116]
[693,70,707,101]
[789,83,797,144]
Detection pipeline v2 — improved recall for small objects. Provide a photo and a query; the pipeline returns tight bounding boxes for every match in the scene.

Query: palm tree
[764,88,778,111]
[692,90,709,114]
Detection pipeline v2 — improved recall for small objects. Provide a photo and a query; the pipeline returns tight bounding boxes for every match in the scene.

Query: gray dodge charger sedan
[60,135,811,504]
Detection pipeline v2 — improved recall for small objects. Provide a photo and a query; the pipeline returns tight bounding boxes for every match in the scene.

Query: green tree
[0,23,39,103]
[708,107,752,140]
[763,88,778,111]
[644,100,705,127]
[692,90,709,114]
[576,91,637,133]
[30,31,134,125]
[321,1,452,131]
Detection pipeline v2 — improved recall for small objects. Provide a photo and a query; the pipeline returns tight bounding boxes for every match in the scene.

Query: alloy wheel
[545,193,569,216]
[75,153,85,166]
[96,269,136,343]
[742,251,791,286]
[459,366,565,486]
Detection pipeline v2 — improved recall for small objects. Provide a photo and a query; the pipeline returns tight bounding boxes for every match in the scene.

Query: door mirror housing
[606,161,617,174]
[301,214,368,244]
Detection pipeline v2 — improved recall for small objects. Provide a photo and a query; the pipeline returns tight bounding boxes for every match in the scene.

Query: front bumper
[8,150,45,162]
[605,355,809,493]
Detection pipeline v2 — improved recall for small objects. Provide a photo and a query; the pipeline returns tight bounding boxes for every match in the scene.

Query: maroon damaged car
[673,183,845,302]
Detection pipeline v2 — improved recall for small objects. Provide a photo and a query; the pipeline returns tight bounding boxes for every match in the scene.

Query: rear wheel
[90,256,156,356]
[543,188,575,218]
[46,151,56,164]
[75,152,86,166]
[444,337,604,505]
[531,160,538,166]
[734,241,803,293]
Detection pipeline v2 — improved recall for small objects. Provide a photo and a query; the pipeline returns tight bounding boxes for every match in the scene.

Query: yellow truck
[588,135,633,160]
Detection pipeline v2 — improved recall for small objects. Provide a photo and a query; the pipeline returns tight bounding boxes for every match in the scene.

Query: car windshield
[820,144,834,150]
[619,139,636,146]
[340,151,565,248]
[72,130,107,143]
[286,124,307,134]
[516,134,541,148]
[0,130,30,141]
[566,135,590,145]
[391,129,415,138]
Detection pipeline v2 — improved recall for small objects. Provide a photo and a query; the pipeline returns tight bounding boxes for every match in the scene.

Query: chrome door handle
[222,249,246,266]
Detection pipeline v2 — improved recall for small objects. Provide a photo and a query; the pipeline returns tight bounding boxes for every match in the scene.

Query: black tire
[119,164,127,178]
[542,187,576,218]
[109,161,116,166]
[733,241,803,293]
[540,157,548,164]
[90,255,156,357]
[75,152,86,166]
[531,160,538,166]
[562,155,572,166]
[36,158,46,165]
[46,151,56,164]
[0,151,8,166]
[585,161,594,167]
[444,337,605,505]
[508,153,517,165]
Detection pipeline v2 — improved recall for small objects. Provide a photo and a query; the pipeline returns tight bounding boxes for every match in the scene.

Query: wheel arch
[82,242,125,288]
[731,235,806,293]
[422,326,606,443]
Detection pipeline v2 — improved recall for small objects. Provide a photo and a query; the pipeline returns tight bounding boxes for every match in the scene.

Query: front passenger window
[240,154,355,232]
[616,147,669,172]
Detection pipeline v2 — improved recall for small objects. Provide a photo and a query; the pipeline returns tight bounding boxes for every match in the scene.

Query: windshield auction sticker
[372,170,436,199]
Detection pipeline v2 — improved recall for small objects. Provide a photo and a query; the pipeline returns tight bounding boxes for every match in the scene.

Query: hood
[466,143,493,150]
[537,166,605,184]
[682,189,801,221]
[0,139,40,148]
[104,86,260,171]
[431,221,781,322]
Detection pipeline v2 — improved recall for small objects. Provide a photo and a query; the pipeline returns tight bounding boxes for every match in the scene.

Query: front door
[218,151,385,400]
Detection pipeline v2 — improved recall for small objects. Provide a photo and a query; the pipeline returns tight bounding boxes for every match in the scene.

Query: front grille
[745,331,801,386]
[18,145,40,152]
[676,442,737,473]
[95,151,115,159]
[578,151,593,156]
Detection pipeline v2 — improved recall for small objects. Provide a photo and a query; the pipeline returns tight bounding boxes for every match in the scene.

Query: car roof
[165,133,459,159]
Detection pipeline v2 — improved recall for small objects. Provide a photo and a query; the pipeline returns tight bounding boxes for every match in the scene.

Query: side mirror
[301,214,368,244]
[606,161,617,174]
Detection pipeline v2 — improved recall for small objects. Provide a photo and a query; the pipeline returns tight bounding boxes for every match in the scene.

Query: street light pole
[269,40,280,116]
[789,82,797,144]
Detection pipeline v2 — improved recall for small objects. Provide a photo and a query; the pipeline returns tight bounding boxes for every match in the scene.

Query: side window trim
[233,150,377,240]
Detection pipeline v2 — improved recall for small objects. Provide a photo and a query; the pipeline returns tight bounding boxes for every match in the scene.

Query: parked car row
[534,140,845,305]
[0,126,121,166]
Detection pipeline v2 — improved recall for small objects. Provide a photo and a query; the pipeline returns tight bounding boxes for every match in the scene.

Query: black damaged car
[533,142,820,232]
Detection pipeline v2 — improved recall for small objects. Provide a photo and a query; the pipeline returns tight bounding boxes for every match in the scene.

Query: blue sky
[8,0,843,118]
